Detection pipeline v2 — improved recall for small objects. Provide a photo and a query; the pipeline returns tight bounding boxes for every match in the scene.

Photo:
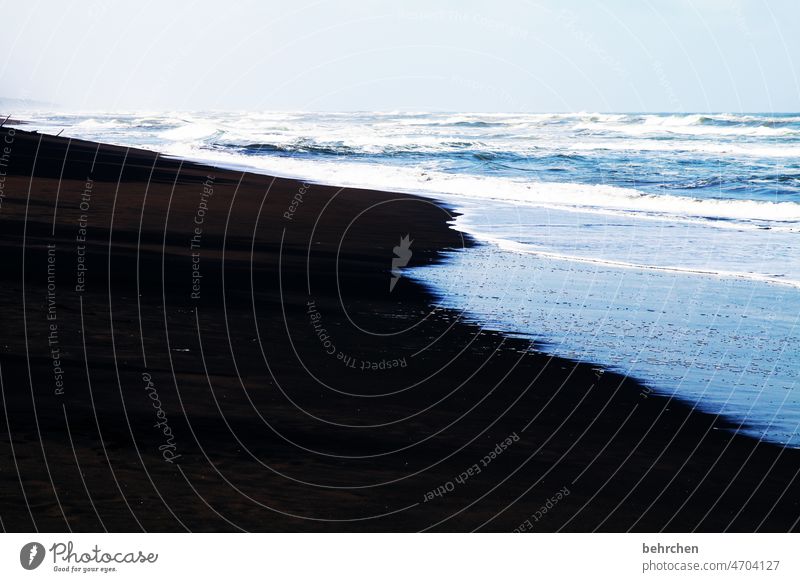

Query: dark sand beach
[0,124,799,532]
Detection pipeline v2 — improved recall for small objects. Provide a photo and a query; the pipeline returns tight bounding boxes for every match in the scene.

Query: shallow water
[410,241,800,446]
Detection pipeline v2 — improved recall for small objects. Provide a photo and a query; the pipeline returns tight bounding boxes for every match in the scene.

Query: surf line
[460,232,800,290]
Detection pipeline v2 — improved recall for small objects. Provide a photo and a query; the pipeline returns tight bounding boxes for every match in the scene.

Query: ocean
[12,110,800,446]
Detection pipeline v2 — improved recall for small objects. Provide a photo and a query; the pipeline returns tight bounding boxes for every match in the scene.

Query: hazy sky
[1,0,798,112]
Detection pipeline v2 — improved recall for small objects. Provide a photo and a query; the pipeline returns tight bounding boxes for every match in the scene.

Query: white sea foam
[156,144,800,229]
[569,139,800,158]
[73,118,127,129]
[458,232,800,289]
[159,121,221,141]
[576,119,800,137]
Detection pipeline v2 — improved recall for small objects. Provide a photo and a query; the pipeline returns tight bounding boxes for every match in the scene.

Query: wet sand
[0,125,798,532]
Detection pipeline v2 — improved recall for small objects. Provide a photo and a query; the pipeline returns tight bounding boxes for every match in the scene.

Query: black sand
[0,125,798,532]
